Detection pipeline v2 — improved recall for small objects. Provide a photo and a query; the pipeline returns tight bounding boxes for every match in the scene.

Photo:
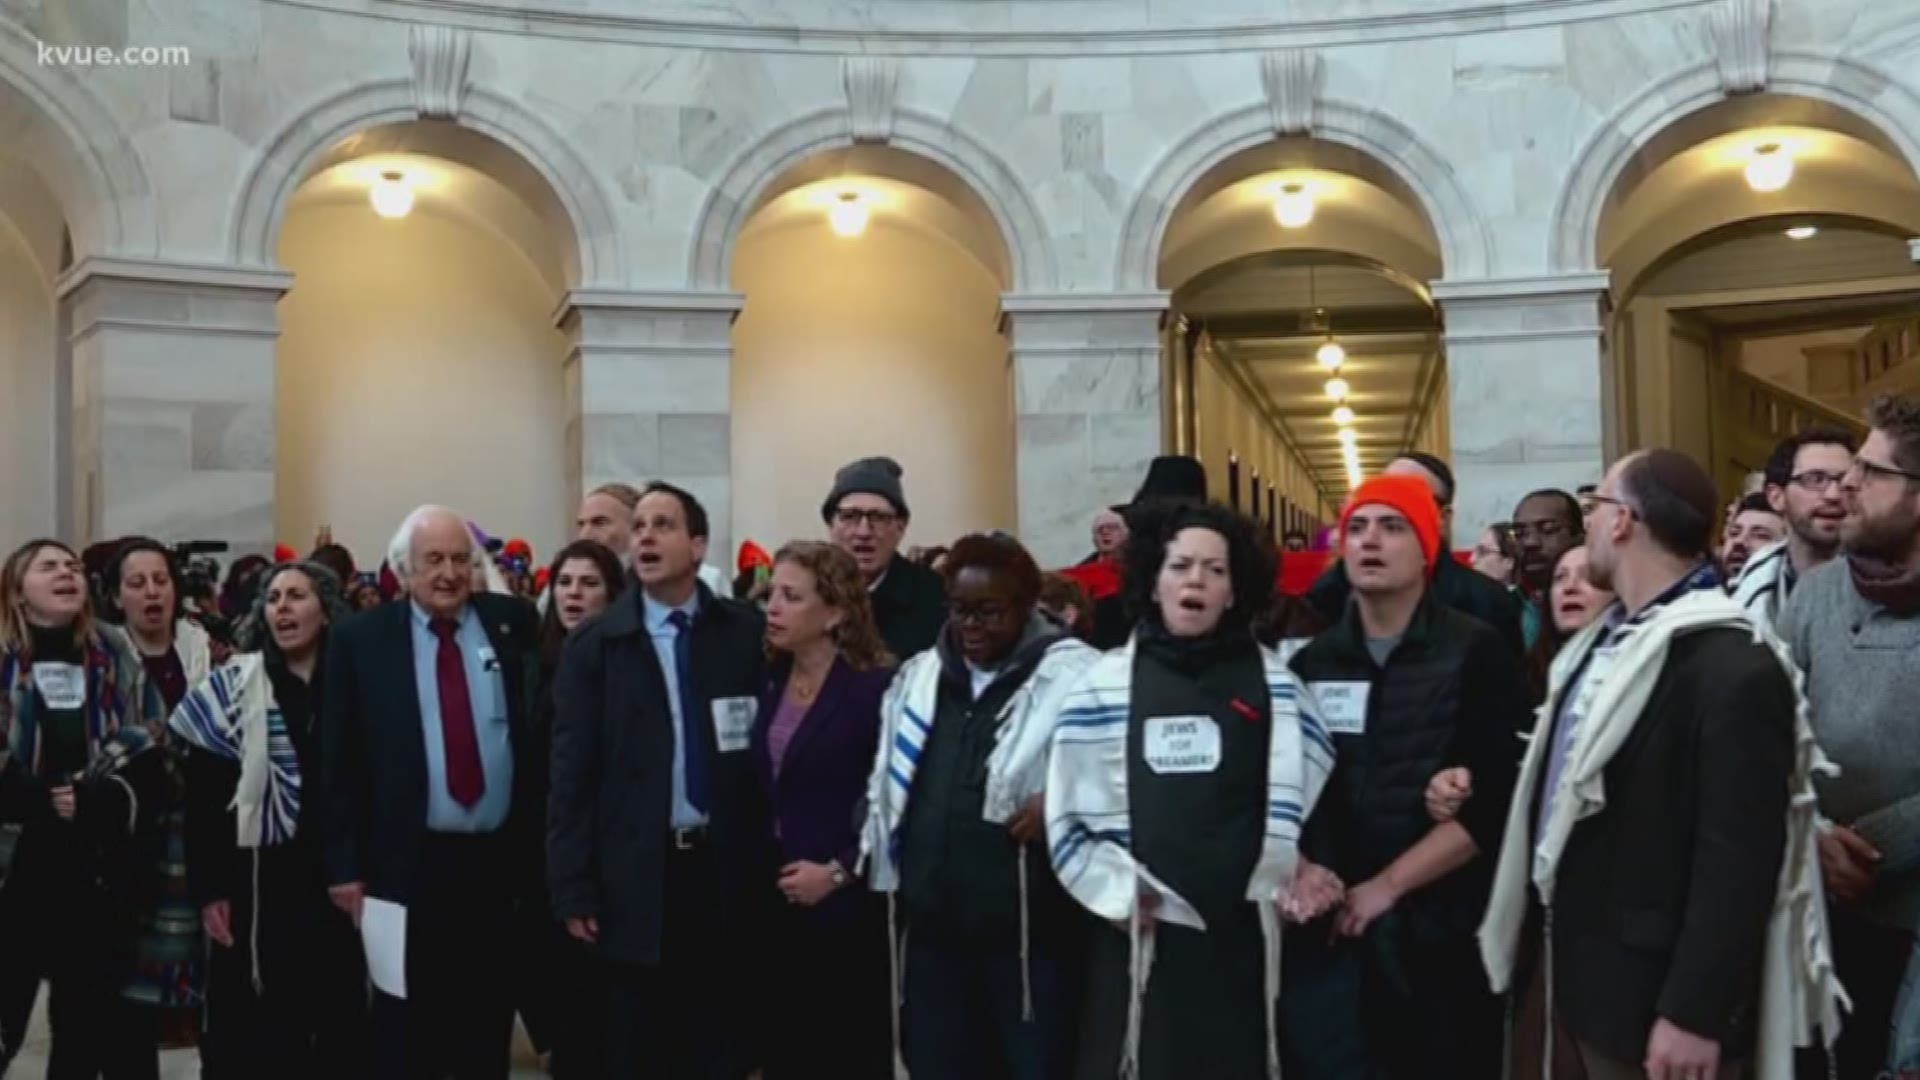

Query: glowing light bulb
[828,192,870,237]
[1316,340,1346,371]
[1273,182,1315,229]
[1332,405,1356,426]
[1744,143,1793,193]
[1336,427,1358,446]
[1324,377,1351,402]
[369,171,414,219]
[1785,226,1818,240]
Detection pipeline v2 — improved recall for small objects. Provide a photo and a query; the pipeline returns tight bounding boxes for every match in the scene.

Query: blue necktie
[667,610,708,812]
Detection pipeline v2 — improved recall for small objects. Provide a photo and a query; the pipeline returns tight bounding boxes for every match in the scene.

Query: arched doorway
[271,123,581,562]
[1596,93,1920,492]
[0,155,67,552]
[1157,138,1450,534]
[728,146,1016,554]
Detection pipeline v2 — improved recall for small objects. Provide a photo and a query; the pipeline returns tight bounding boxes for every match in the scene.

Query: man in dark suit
[320,505,540,1080]
[823,456,946,658]
[1480,450,1795,1080]
[549,482,772,1079]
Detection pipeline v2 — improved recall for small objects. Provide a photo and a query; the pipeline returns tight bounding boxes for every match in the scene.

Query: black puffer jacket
[1288,593,1530,934]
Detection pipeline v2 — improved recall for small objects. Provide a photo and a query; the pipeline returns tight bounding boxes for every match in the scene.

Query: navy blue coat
[750,657,891,924]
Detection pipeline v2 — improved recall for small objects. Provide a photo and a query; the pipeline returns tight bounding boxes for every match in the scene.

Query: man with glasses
[1778,398,1920,1078]
[823,456,947,658]
[1730,427,1855,633]
[1510,489,1585,606]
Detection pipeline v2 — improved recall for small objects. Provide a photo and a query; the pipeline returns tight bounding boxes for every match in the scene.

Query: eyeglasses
[833,508,902,530]
[1850,456,1920,485]
[1586,493,1635,519]
[1509,519,1571,543]
[1788,470,1848,492]
[951,601,1014,627]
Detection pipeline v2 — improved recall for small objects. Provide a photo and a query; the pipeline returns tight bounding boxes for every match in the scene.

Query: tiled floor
[6,989,550,1078]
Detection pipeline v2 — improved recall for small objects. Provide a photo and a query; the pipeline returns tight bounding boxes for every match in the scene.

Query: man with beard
[1719,493,1784,579]
[1778,398,1920,1078]
[1731,427,1854,633]
[1509,489,1585,607]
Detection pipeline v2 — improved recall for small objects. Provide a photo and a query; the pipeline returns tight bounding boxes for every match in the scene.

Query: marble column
[59,258,288,549]
[1432,273,1611,548]
[1001,293,1168,569]
[557,289,742,564]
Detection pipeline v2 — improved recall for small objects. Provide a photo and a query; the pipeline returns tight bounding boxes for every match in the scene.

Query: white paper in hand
[361,897,408,999]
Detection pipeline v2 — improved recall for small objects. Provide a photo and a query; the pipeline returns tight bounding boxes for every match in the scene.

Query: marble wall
[6,0,1920,559]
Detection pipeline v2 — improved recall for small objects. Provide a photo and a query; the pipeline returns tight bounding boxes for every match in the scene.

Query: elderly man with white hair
[319,504,541,1080]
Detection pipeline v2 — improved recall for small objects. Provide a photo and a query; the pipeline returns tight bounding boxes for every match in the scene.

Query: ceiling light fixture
[1316,340,1347,371]
[1324,376,1351,402]
[1785,225,1818,240]
[1273,181,1315,228]
[1744,142,1793,193]
[828,191,870,237]
[1332,405,1356,426]
[369,170,414,219]
[1337,427,1358,446]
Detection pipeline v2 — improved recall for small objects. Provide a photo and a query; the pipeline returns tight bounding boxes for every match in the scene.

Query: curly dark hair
[1122,500,1276,637]
[538,540,629,672]
[1763,425,1857,489]
[943,533,1043,612]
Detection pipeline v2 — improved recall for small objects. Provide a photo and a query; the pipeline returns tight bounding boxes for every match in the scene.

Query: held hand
[1644,1018,1720,1080]
[565,917,600,945]
[779,861,843,907]
[1335,875,1401,938]
[1424,768,1473,824]
[1819,825,1881,902]
[202,901,235,948]
[1007,794,1047,844]
[1281,860,1346,924]
[328,882,365,928]
[49,785,75,820]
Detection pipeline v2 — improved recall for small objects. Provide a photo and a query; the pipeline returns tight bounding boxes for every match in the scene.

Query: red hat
[273,544,298,564]
[1339,475,1443,575]
[737,541,773,574]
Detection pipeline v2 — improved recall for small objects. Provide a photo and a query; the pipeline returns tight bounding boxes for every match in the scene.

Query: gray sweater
[1778,558,1920,930]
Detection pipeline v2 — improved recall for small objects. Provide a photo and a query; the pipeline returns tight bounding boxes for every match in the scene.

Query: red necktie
[431,619,485,808]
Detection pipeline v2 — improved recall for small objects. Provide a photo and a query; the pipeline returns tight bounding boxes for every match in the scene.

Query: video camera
[170,540,230,603]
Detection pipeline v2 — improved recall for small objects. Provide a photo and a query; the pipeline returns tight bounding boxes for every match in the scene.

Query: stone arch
[688,106,1057,292]
[228,78,625,287]
[1114,98,1494,290]
[0,18,156,260]
[1550,52,1920,272]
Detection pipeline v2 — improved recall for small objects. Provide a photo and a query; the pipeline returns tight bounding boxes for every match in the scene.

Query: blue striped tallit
[167,654,299,848]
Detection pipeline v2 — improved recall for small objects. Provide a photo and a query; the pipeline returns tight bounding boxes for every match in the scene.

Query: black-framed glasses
[833,508,902,530]
[1789,470,1848,492]
[1851,456,1920,485]
[1586,493,1634,518]
[951,601,1014,627]
[1509,519,1570,543]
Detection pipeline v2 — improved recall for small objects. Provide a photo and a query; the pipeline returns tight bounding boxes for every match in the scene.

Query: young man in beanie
[824,456,947,658]
[1281,475,1531,1080]
[1303,453,1525,656]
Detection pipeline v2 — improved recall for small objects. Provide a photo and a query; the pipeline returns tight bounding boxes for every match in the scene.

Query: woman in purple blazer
[751,541,896,1080]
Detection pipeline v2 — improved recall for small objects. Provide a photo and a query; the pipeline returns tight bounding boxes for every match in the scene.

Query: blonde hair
[769,541,893,670]
[1,539,97,653]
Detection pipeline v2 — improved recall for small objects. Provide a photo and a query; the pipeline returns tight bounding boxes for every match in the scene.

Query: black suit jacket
[318,593,541,904]
[871,554,947,660]
[547,583,773,966]
[1534,627,1793,1062]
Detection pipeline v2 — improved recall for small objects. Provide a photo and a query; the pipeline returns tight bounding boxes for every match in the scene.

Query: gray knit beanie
[821,457,910,523]
[233,560,353,654]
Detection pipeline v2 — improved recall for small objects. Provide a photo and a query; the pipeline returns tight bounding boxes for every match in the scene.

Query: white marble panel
[102,469,274,545]
[581,411,661,481]
[94,333,275,403]
[1015,413,1091,568]
[1015,350,1157,415]
[579,352,730,415]
[659,413,731,477]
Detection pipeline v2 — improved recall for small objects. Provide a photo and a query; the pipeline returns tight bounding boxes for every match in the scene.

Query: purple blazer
[751,656,892,910]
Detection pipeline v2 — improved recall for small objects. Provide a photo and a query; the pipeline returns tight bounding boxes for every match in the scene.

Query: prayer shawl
[858,634,1099,1063]
[1044,639,1336,1080]
[1479,588,1843,1080]
[168,654,298,847]
[107,619,213,1009]
[0,633,146,878]
[1730,540,1795,636]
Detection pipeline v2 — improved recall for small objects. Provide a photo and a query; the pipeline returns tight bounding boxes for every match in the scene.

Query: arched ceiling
[288,152,570,296]
[1599,95,1920,299]
[0,153,66,286]
[738,145,1012,289]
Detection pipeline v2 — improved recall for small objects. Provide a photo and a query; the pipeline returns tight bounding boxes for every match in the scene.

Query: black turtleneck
[26,622,88,779]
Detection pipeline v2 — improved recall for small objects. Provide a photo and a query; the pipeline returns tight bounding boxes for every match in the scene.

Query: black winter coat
[1304,556,1526,659]
[870,555,947,661]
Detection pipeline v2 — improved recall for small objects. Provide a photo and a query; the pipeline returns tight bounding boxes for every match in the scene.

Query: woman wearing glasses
[861,533,1098,1079]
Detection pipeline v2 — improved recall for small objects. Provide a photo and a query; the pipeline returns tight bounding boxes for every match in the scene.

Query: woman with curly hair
[861,532,1100,1080]
[750,541,895,1079]
[1044,501,1337,1080]
[0,538,168,1077]
[170,560,369,1077]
